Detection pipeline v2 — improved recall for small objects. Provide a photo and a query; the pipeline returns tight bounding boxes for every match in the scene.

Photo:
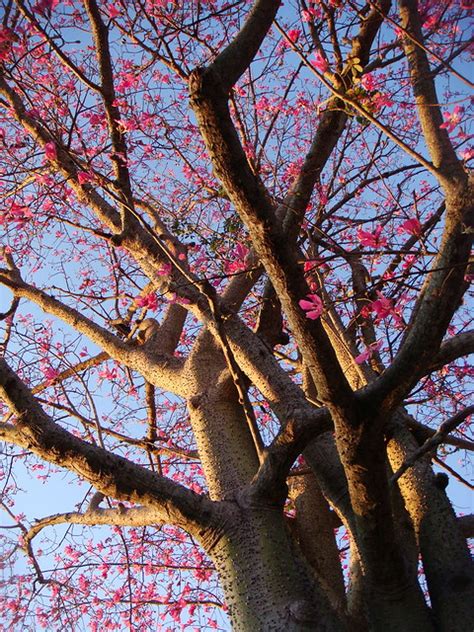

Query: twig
[391,406,474,484]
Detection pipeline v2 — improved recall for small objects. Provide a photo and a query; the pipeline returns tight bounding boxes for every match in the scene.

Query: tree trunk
[209,504,347,631]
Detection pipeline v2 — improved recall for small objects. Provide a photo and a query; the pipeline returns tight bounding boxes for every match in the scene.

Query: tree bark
[209,503,346,631]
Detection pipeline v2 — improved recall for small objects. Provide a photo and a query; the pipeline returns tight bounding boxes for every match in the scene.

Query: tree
[0,0,472,629]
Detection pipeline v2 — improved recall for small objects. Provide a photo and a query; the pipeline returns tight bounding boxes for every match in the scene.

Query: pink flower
[234,242,249,261]
[357,225,388,248]
[88,112,105,126]
[399,218,422,236]
[440,106,464,133]
[8,202,33,224]
[111,587,125,604]
[361,72,377,92]
[368,292,403,326]
[42,366,59,381]
[226,243,250,274]
[402,254,416,270]
[301,6,321,22]
[44,142,57,161]
[371,293,394,319]
[98,366,118,381]
[312,51,329,74]
[77,171,94,184]
[303,260,318,273]
[116,118,137,133]
[460,147,474,161]
[33,0,59,17]
[287,29,301,43]
[354,340,382,365]
[116,72,139,91]
[299,293,323,320]
[107,4,121,18]
[134,292,159,311]
[156,263,172,276]
[369,91,393,111]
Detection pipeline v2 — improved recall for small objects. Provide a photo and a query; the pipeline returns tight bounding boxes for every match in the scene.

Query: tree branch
[24,504,166,549]
[249,408,332,503]
[0,358,215,534]
[211,0,282,90]
[398,0,466,175]
[83,0,135,231]
[0,269,187,396]
[189,64,354,413]
[391,406,474,485]
[428,330,474,373]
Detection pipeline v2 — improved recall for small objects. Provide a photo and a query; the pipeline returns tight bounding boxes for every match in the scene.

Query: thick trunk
[209,504,347,631]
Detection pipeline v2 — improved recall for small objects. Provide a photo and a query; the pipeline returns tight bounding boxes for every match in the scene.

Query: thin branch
[433,456,474,491]
[391,406,474,484]
[83,0,135,231]
[31,352,109,395]
[428,330,474,373]
[406,417,474,453]
[24,504,165,548]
